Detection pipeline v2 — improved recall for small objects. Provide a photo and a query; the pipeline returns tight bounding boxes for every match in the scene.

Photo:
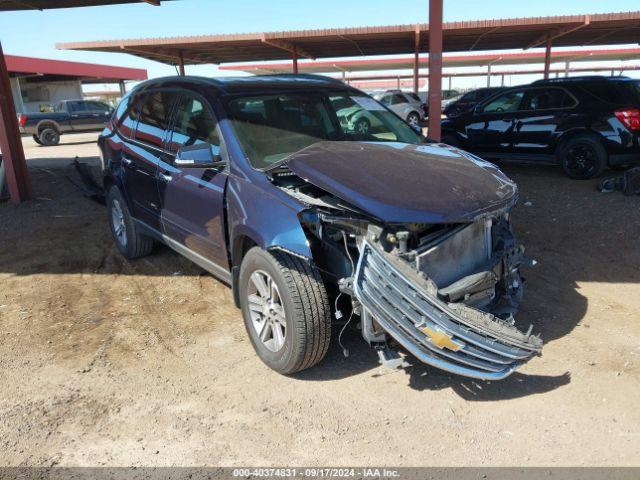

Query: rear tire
[38,127,60,146]
[239,247,331,375]
[106,185,154,259]
[354,117,370,134]
[558,134,607,180]
[32,134,43,145]
[406,111,421,127]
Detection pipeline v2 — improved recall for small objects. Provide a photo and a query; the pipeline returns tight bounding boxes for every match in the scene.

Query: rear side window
[118,94,141,138]
[67,101,87,113]
[391,94,406,105]
[579,82,640,105]
[135,90,179,148]
[168,95,220,154]
[113,96,129,125]
[85,101,111,112]
[522,88,576,111]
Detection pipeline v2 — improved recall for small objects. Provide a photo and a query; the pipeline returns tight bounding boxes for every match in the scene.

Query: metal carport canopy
[0,0,163,10]
[57,11,640,66]
[217,47,640,75]
[6,54,147,82]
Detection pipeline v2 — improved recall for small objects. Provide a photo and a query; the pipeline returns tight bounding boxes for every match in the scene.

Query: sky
[0,0,639,90]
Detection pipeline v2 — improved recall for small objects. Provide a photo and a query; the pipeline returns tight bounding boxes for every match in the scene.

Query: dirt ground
[0,133,639,467]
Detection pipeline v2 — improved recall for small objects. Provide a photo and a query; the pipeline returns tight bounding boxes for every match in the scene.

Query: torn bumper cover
[354,239,542,380]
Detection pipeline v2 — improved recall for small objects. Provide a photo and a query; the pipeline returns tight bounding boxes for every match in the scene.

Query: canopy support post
[178,51,185,76]
[427,0,443,141]
[292,46,298,74]
[544,36,552,79]
[0,41,30,203]
[413,27,420,94]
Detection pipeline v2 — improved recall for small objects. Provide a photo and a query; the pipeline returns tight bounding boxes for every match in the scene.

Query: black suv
[441,76,640,179]
[443,87,507,118]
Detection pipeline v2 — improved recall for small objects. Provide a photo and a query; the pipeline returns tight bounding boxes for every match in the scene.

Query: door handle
[158,172,173,183]
[121,157,133,167]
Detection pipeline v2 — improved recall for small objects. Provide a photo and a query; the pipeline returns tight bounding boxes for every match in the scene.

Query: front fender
[227,175,312,262]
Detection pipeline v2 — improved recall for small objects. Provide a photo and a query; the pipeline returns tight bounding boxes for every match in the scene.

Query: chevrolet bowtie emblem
[421,325,464,351]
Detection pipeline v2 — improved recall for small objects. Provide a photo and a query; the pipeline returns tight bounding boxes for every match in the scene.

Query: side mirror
[175,143,225,169]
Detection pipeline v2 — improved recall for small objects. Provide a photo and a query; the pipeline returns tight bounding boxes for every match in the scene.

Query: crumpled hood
[286,141,517,223]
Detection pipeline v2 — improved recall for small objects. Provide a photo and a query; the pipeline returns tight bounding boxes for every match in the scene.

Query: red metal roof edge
[5,54,147,81]
[219,46,640,71]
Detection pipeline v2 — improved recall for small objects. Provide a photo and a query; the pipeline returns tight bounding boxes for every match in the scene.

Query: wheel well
[555,130,604,158]
[37,122,59,134]
[231,235,258,307]
[102,175,115,195]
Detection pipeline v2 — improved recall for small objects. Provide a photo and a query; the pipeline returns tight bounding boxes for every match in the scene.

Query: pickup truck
[19,99,113,146]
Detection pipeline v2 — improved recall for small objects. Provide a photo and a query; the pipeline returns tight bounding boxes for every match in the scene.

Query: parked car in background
[420,89,461,103]
[419,89,463,114]
[101,74,541,380]
[444,87,507,118]
[19,99,113,146]
[441,92,464,113]
[441,76,640,179]
[372,90,425,126]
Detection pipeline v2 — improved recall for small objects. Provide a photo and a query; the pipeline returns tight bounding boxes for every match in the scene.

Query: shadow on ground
[296,328,571,400]
[2,161,638,399]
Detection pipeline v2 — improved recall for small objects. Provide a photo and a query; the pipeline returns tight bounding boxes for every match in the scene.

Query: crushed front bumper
[354,240,542,380]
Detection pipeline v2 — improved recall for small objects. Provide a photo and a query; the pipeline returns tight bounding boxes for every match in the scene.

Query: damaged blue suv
[99,75,542,380]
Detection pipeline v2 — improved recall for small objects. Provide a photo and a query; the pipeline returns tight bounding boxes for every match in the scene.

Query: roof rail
[261,73,345,84]
[532,75,631,84]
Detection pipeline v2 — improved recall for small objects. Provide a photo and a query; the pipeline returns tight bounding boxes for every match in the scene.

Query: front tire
[558,134,607,180]
[239,247,331,375]
[38,127,60,146]
[106,185,154,259]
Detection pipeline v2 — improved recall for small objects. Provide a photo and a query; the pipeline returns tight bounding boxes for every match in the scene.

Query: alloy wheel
[407,113,420,127]
[355,119,370,134]
[566,143,597,178]
[111,199,127,247]
[247,270,286,352]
